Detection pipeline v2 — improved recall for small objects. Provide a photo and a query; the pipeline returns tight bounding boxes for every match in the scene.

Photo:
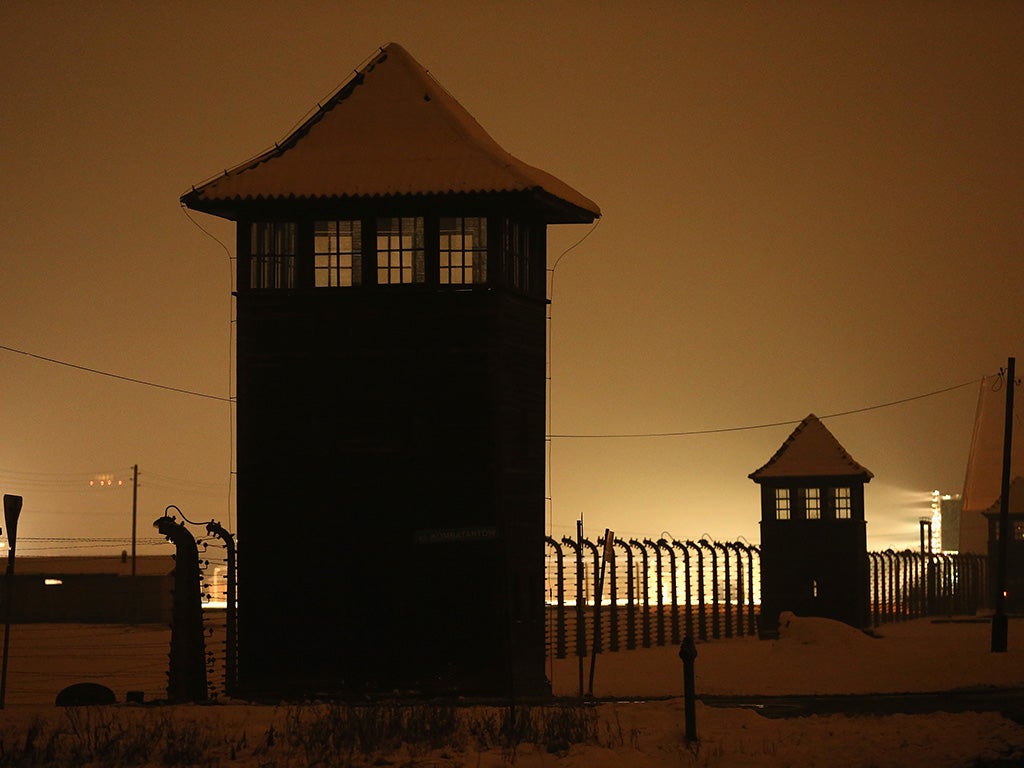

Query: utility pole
[992,356,1015,653]
[576,517,584,700]
[131,464,139,577]
[1,494,23,709]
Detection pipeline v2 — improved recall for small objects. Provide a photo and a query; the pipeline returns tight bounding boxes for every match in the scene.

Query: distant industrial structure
[933,490,962,552]
[182,43,599,697]
[750,414,873,635]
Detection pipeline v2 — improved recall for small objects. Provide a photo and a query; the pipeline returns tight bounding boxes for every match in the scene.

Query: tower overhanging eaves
[181,43,600,224]
[749,414,874,482]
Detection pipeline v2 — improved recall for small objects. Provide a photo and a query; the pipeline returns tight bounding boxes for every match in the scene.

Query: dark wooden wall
[235,282,548,696]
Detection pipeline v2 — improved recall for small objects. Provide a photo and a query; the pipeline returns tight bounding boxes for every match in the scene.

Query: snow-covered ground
[0,613,1021,766]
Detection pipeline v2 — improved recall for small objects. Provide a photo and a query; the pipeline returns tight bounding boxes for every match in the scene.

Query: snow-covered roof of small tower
[181,43,600,223]
[749,414,874,481]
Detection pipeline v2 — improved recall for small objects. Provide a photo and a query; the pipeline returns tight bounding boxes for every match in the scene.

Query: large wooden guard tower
[750,414,873,636]
[182,43,599,697]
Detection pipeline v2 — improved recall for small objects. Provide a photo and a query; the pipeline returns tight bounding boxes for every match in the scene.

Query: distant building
[1,555,173,623]
[934,491,962,552]
[750,414,873,636]
[181,43,599,697]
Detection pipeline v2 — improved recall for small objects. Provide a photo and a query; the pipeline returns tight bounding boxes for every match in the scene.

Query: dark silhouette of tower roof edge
[181,42,600,224]
[749,413,874,482]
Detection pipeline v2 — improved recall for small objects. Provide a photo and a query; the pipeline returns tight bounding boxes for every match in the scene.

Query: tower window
[376,217,425,285]
[439,217,487,285]
[503,218,533,293]
[834,487,852,519]
[314,220,362,287]
[250,222,296,289]
[774,488,791,520]
[804,488,821,519]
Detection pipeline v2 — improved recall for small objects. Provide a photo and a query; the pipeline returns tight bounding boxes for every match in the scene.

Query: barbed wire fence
[545,536,989,660]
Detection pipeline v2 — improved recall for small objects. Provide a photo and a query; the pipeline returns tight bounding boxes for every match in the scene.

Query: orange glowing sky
[0,2,1021,555]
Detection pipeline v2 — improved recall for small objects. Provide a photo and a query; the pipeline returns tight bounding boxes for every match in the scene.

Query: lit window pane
[834,487,852,519]
[775,488,791,521]
[439,217,487,285]
[376,217,425,285]
[314,220,361,287]
[805,488,821,519]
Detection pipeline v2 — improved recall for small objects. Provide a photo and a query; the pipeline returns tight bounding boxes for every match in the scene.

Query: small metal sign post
[679,634,698,742]
[1,494,23,709]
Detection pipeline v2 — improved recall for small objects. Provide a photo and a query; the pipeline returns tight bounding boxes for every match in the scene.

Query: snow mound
[776,611,875,648]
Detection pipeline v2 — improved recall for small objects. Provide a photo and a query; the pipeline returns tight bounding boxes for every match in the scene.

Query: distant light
[44,579,63,586]
[91,474,117,488]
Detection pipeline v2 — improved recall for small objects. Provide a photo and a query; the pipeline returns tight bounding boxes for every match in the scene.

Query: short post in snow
[679,634,698,742]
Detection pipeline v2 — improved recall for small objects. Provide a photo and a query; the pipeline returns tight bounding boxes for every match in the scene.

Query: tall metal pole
[925,520,933,618]
[131,464,139,577]
[1,494,23,709]
[576,517,584,699]
[992,356,1015,653]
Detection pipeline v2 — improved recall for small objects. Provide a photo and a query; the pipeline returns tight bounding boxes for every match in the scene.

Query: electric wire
[548,376,985,439]
[544,216,602,685]
[19,536,165,543]
[180,203,236,532]
[0,342,231,402]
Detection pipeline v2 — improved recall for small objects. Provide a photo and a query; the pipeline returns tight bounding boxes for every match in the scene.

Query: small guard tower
[181,44,599,697]
[983,475,1024,612]
[749,414,873,636]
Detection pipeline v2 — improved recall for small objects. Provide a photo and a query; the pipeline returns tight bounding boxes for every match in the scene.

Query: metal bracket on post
[686,541,707,641]
[613,539,636,650]
[155,514,209,703]
[206,520,237,696]
[628,539,651,648]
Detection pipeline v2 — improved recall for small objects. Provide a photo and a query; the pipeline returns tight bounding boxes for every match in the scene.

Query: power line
[548,377,985,439]
[0,342,987,442]
[0,343,231,402]
[19,537,165,543]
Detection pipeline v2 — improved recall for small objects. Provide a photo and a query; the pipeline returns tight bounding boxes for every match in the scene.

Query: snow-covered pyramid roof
[181,43,600,224]
[749,414,874,481]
